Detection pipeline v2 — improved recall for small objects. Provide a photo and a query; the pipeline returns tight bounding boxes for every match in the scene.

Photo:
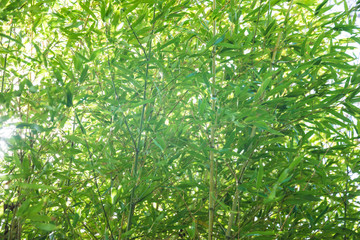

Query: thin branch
[67,207,99,240]
[208,0,217,238]
[108,59,137,149]
[126,5,157,237]
[166,90,189,117]
[124,15,148,60]
[1,22,13,93]
[74,110,115,239]
[226,126,257,239]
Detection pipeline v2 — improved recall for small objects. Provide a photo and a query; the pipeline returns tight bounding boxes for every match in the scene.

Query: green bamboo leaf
[112,62,134,76]
[315,0,328,15]
[75,52,90,62]
[72,213,80,227]
[32,42,42,59]
[17,183,57,190]
[105,3,113,20]
[153,138,164,151]
[157,36,180,50]
[122,3,139,15]
[53,69,63,84]
[17,199,31,216]
[253,122,283,136]
[314,206,329,225]
[132,13,146,28]
[206,33,226,48]
[213,34,225,45]
[57,57,68,71]
[187,221,196,238]
[198,99,206,115]
[77,0,96,19]
[295,2,313,12]
[350,66,360,84]
[79,65,89,83]
[256,160,264,189]
[277,169,289,184]
[344,102,360,115]
[288,155,304,171]
[149,58,169,78]
[254,77,271,101]
[89,48,106,61]
[66,87,73,107]
[130,97,155,108]
[27,202,44,215]
[29,85,38,93]
[245,231,276,236]
[323,117,347,128]
[216,42,242,49]
[264,20,277,36]
[0,33,24,47]
[34,223,57,231]
[64,135,84,144]
[310,33,326,56]
[75,112,86,134]
[333,24,359,33]
[16,123,43,132]
[214,194,229,211]
[286,195,321,204]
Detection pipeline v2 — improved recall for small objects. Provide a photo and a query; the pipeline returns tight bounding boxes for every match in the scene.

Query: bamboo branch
[1,22,13,93]
[108,60,137,149]
[209,0,217,239]
[225,126,256,238]
[75,111,115,239]
[271,0,294,66]
[126,6,156,238]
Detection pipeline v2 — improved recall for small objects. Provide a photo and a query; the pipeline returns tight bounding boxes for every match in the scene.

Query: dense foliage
[1,0,360,239]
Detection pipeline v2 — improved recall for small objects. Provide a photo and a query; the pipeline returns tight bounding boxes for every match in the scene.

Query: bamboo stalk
[1,23,13,93]
[225,183,239,239]
[126,149,140,235]
[209,0,217,239]
[75,111,114,239]
[125,7,156,238]
[225,126,256,238]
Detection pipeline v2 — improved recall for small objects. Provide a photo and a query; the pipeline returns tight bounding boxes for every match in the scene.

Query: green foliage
[0,0,359,239]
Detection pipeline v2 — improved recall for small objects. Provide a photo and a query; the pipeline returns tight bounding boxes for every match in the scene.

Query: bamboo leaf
[315,0,329,15]
[79,65,89,83]
[0,33,24,47]
[34,223,57,231]
[256,160,264,189]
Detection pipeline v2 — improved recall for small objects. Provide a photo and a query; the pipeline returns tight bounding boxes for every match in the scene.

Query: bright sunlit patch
[350,172,359,180]
[0,122,17,159]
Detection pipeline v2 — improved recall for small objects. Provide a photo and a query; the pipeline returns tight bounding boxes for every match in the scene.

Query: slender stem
[1,54,8,93]
[75,111,114,239]
[124,16,148,60]
[344,164,349,240]
[126,149,140,235]
[126,6,156,237]
[109,61,137,149]
[225,183,239,239]
[225,2,264,231]
[208,0,217,239]
[1,23,13,93]
[226,126,256,238]
[271,0,294,67]
[67,207,99,240]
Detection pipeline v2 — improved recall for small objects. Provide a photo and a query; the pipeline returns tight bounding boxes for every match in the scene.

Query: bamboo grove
[1,0,360,239]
